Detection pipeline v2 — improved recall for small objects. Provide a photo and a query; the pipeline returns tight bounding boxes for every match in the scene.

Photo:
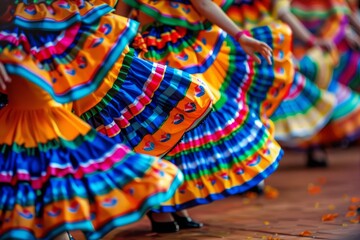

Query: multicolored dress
[0,0,185,239]
[56,0,213,157]
[220,0,337,142]
[285,0,360,146]
[72,45,213,157]
[294,49,360,147]
[123,0,292,212]
[290,0,360,91]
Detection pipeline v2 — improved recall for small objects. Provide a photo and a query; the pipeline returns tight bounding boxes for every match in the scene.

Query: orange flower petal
[264,186,279,199]
[345,211,357,217]
[348,205,358,211]
[299,231,313,237]
[351,197,360,203]
[349,218,359,224]
[267,237,281,240]
[245,192,258,199]
[308,184,321,195]
[322,213,339,221]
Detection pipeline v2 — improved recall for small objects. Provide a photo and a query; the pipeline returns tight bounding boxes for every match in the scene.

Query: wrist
[235,30,245,41]
[306,35,317,47]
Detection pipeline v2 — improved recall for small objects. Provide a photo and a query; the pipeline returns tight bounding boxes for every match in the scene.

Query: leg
[171,210,204,229]
[146,211,179,233]
[306,146,328,168]
[54,232,74,240]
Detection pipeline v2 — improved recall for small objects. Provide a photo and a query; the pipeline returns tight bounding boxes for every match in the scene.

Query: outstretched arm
[345,0,360,35]
[345,26,360,50]
[348,11,360,35]
[190,0,272,64]
[115,0,133,18]
[277,6,335,52]
[341,1,360,50]
[0,63,11,91]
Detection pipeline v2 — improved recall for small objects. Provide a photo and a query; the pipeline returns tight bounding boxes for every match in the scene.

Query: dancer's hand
[314,38,335,52]
[0,63,11,91]
[189,0,273,64]
[238,34,273,65]
[345,28,360,51]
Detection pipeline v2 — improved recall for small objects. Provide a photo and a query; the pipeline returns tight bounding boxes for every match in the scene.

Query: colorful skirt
[0,1,185,238]
[138,23,293,120]
[290,0,360,90]
[220,0,275,30]
[126,0,294,120]
[0,0,139,103]
[0,77,184,239]
[126,7,290,210]
[221,0,337,141]
[296,82,360,147]
[72,47,213,157]
[294,49,360,147]
[332,49,360,91]
[271,71,336,141]
[0,0,213,157]
[222,0,356,146]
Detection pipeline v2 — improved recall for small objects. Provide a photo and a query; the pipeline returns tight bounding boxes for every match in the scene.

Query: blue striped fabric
[77,48,205,149]
[0,128,184,239]
[2,18,139,103]
[133,13,286,211]
[142,23,279,116]
[11,2,114,30]
[271,71,335,140]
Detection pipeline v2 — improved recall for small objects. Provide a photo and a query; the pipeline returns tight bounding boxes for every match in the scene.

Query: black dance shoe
[146,211,180,233]
[63,232,74,240]
[306,147,328,168]
[246,180,265,195]
[171,213,204,229]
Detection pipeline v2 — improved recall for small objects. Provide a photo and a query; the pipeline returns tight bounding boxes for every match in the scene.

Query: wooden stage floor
[72,146,360,240]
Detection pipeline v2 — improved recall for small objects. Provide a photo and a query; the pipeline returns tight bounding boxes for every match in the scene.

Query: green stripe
[4,20,139,104]
[164,113,270,181]
[333,94,360,120]
[39,23,100,71]
[80,48,135,121]
[0,129,96,154]
[143,28,198,61]
[290,6,350,19]
[124,0,210,31]
[214,37,237,109]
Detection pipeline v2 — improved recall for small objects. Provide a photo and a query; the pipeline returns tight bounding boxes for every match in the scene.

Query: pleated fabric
[271,71,336,141]
[0,0,135,103]
[1,0,213,157]
[0,76,184,239]
[0,0,188,238]
[220,0,337,141]
[123,0,289,211]
[290,0,360,91]
[295,49,360,147]
[72,46,213,157]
